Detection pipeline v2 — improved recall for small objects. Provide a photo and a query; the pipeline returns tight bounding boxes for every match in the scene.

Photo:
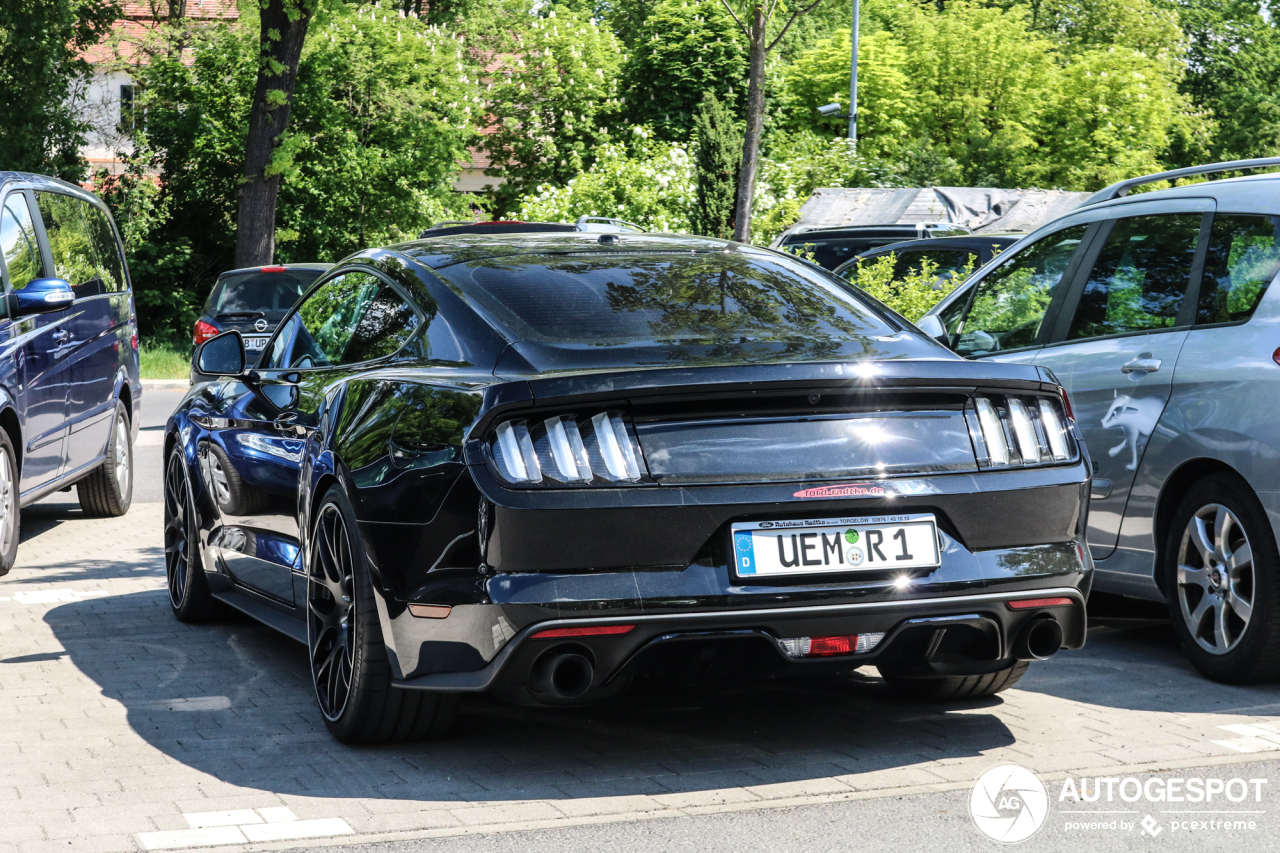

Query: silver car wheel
[208,451,231,507]
[1176,503,1254,655]
[113,416,131,497]
[0,446,14,557]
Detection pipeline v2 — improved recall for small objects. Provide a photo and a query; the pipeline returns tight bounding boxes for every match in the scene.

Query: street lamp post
[848,0,859,144]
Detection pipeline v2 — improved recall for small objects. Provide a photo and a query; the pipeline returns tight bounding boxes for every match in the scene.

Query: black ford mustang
[164,231,1092,744]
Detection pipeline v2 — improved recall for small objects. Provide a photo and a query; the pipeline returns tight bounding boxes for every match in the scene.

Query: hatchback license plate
[731,514,940,578]
[243,335,270,351]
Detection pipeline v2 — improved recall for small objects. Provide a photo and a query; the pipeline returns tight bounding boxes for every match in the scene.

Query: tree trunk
[235,1,312,268]
[732,5,766,244]
[167,0,187,19]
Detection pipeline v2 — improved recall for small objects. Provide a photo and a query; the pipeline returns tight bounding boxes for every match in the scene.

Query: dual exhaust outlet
[1012,615,1064,662]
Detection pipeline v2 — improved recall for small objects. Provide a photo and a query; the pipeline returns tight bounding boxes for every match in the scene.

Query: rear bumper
[389,585,1087,699]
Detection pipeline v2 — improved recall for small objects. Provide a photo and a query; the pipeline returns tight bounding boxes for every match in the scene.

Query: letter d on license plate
[731,514,940,578]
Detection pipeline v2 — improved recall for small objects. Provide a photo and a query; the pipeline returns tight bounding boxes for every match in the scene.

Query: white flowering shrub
[517,128,696,233]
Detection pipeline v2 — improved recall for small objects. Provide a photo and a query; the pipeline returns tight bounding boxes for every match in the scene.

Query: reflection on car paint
[1101,393,1163,472]
[235,432,304,462]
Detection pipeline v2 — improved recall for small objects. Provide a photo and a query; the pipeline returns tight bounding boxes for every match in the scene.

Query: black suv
[191,264,328,383]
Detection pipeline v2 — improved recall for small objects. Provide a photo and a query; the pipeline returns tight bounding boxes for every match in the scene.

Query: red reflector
[1008,597,1074,609]
[407,604,451,619]
[259,265,288,272]
[807,634,857,656]
[530,624,635,639]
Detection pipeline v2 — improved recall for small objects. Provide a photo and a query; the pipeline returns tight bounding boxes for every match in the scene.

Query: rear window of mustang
[434,251,897,346]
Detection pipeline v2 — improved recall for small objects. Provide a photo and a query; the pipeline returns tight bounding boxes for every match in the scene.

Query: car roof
[0,171,112,213]
[856,234,1021,255]
[216,263,331,279]
[781,224,961,241]
[1078,171,1280,217]
[393,232,743,270]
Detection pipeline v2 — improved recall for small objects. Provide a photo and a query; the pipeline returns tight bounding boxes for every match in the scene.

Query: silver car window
[952,225,1088,356]
[1196,214,1280,325]
[1066,214,1201,340]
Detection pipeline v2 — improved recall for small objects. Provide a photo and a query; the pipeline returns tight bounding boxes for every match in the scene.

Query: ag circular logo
[254,318,269,332]
[969,763,1048,843]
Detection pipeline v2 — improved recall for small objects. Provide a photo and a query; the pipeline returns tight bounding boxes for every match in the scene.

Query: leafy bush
[847,252,975,321]
[517,128,695,232]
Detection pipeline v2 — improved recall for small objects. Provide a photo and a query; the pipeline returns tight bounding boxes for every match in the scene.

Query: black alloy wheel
[306,484,456,744]
[309,501,356,722]
[163,447,222,622]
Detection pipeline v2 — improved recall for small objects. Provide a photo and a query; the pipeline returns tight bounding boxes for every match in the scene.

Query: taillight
[778,632,885,658]
[965,393,1076,468]
[1272,347,1280,368]
[490,412,645,486]
[193,320,219,346]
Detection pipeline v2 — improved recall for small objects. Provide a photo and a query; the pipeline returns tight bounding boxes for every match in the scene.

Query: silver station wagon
[918,158,1280,683]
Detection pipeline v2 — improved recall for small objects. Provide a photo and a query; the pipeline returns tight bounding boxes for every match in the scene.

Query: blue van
[0,172,140,573]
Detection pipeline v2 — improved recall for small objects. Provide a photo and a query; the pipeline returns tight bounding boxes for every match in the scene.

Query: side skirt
[212,586,307,644]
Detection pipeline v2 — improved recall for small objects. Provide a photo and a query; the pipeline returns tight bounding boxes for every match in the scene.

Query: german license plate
[731,514,940,578]
[243,335,270,351]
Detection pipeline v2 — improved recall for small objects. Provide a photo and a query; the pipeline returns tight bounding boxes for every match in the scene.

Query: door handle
[273,411,299,432]
[1120,355,1161,375]
[51,330,71,345]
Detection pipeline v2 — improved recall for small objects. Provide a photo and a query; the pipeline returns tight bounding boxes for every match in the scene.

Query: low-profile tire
[202,442,267,516]
[879,660,1030,701]
[77,401,133,517]
[308,483,456,744]
[0,429,20,576]
[164,445,225,622]
[1165,472,1280,684]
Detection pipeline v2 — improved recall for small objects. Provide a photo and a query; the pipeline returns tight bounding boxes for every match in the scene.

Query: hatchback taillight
[490,412,645,486]
[193,320,219,346]
[965,393,1076,469]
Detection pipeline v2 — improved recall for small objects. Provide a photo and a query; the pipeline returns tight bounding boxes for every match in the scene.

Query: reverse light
[193,319,219,346]
[966,393,1076,469]
[778,633,885,658]
[491,412,645,486]
[530,624,635,639]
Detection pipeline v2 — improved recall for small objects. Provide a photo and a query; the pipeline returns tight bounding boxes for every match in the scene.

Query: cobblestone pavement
[3,419,1280,851]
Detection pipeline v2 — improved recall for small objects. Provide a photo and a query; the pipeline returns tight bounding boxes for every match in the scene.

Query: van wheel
[77,401,133,517]
[1166,472,1280,683]
[0,429,20,576]
[879,661,1030,700]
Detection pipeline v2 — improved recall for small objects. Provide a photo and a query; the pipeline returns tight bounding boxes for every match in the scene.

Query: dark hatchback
[833,234,1022,284]
[165,231,1092,744]
[191,264,328,382]
[776,223,971,270]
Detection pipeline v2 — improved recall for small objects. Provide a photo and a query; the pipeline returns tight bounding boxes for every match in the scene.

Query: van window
[1196,214,1280,325]
[35,193,125,296]
[0,194,45,290]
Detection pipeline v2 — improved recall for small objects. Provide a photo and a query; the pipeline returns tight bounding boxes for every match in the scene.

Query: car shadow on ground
[42,589,1019,802]
[18,500,88,544]
[1019,592,1280,715]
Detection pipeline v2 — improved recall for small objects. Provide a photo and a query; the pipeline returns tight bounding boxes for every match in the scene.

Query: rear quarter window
[1197,214,1280,325]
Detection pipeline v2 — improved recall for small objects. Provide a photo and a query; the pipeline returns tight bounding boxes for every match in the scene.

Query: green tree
[1164,0,1280,162]
[0,0,119,181]
[692,94,741,239]
[278,9,477,261]
[620,0,746,142]
[482,6,623,214]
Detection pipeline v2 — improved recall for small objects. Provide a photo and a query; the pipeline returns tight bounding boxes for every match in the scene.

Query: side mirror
[195,330,246,377]
[9,278,75,318]
[915,313,950,346]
